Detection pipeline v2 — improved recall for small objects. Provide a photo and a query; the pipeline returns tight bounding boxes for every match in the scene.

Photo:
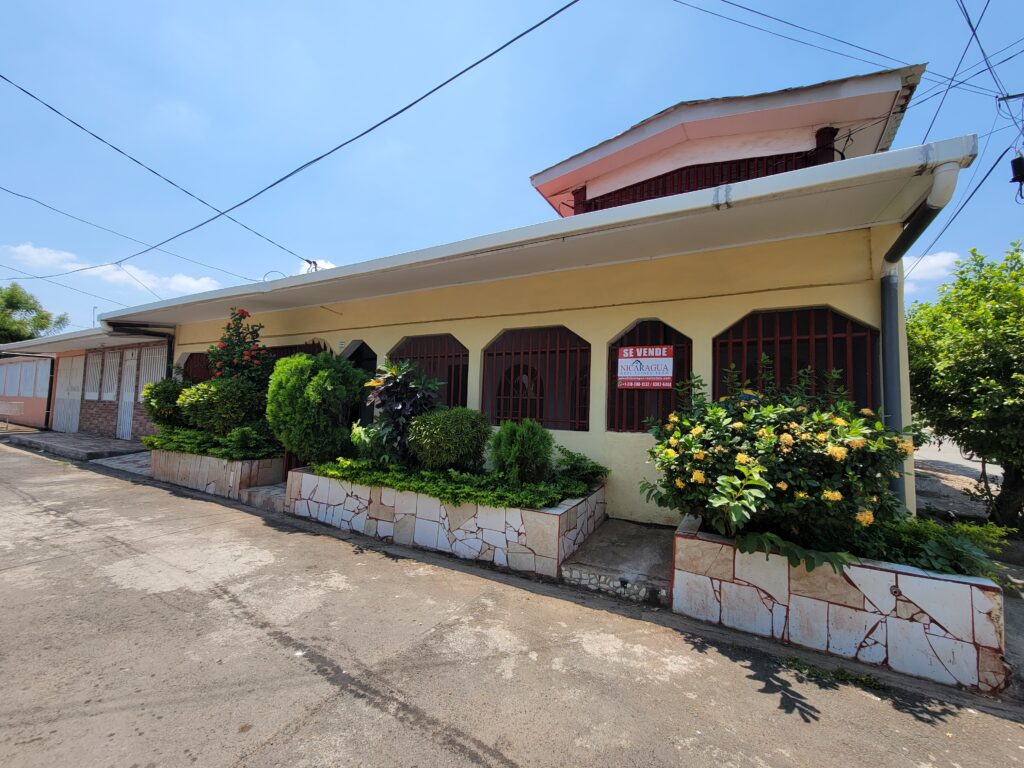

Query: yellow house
[6,66,977,525]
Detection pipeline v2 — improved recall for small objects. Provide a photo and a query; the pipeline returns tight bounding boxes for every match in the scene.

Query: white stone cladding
[285,468,606,577]
[671,525,1011,693]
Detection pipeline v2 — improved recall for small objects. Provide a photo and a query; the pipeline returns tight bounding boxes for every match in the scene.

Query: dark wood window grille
[390,334,469,408]
[574,151,814,214]
[712,307,879,409]
[182,340,328,383]
[607,320,692,432]
[483,326,590,431]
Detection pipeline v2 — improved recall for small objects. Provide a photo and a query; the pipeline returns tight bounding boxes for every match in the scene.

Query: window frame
[607,320,693,433]
[482,325,590,431]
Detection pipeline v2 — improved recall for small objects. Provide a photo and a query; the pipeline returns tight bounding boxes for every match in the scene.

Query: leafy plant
[206,307,273,385]
[853,517,1010,580]
[489,419,554,486]
[907,243,1024,525]
[141,371,188,428]
[142,425,280,461]
[553,445,610,488]
[408,407,492,472]
[177,377,266,435]
[364,359,441,461]
[266,352,367,464]
[311,458,595,510]
[642,373,914,570]
[350,423,391,466]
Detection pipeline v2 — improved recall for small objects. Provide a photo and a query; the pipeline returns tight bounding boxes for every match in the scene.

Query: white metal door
[116,349,138,440]
[52,356,85,433]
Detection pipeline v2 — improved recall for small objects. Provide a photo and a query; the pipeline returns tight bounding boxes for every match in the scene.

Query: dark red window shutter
[712,307,878,409]
[483,326,590,431]
[390,334,469,408]
[607,320,692,432]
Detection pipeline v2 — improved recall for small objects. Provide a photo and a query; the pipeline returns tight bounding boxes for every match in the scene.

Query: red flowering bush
[205,307,271,385]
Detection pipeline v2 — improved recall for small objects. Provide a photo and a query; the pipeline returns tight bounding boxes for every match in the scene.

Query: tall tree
[907,243,1024,526]
[0,282,69,344]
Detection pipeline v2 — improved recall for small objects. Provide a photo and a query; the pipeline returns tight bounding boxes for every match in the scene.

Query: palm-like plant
[364,360,441,461]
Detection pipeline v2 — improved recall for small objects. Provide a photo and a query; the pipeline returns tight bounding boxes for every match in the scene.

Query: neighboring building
[1,66,976,523]
[0,330,170,440]
[0,354,52,428]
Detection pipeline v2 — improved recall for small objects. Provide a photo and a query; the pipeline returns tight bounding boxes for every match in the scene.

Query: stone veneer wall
[285,469,606,577]
[672,525,1010,692]
[151,450,285,500]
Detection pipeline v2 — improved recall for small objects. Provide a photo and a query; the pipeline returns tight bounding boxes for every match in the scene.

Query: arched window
[483,326,590,431]
[390,334,469,407]
[607,320,692,432]
[713,307,879,408]
[342,341,377,425]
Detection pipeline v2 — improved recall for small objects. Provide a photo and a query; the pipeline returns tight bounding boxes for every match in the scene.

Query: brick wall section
[78,341,165,439]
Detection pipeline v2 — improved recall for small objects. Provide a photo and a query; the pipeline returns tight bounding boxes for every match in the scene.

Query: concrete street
[1,443,1022,768]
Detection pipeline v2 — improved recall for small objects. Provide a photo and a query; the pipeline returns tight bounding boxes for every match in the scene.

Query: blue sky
[1,0,1021,331]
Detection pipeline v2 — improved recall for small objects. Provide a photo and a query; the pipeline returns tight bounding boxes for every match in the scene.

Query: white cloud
[909,251,959,281]
[4,242,220,297]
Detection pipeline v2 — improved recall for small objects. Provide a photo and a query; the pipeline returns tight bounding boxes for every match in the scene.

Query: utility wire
[0,183,259,282]
[11,0,584,282]
[0,261,128,306]
[668,0,998,98]
[921,22,980,143]
[116,263,163,301]
[955,0,1008,96]
[905,142,1014,277]
[0,72,316,270]
[712,0,1000,97]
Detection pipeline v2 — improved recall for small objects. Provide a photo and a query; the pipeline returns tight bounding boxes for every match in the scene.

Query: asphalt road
[1,443,1022,768]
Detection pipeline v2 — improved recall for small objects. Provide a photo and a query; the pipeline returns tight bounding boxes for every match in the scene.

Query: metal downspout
[879,161,960,506]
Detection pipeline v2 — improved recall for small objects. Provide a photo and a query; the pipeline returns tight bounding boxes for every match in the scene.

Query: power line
[712,0,1000,98]
[921,0,989,144]
[667,0,998,99]
[10,0,584,282]
[0,183,259,282]
[905,142,1014,277]
[0,261,128,307]
[116,263,162,301]
[0,72,315,270]
[955,0,1008,96]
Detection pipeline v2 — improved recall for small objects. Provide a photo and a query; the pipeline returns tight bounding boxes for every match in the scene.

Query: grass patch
[781,656,888,691]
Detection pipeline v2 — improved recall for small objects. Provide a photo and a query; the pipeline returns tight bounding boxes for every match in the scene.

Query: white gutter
[99,135,977,329]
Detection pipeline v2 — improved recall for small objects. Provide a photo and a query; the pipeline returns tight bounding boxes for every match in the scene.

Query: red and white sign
[617,346,673,389]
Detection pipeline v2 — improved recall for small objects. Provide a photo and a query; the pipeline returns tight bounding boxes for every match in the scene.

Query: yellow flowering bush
[642,374,913,562]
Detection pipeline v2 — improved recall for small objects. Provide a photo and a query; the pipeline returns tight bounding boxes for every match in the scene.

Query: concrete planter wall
[150,449,285,500]
[285,468,606,577]
[672,524,1011,692]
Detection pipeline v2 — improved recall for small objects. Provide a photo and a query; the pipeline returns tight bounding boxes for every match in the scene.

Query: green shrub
[364,360,441,461]
[142,425,280,461]
[554,445,609,488]
[489,419,553,486]
[312,458,593,509]
[266,352,367,464]
[220,423,280,459]
[853,517,1010,580]
[141,374,188,428]
[408,407,491,472]
[177,378,266,435]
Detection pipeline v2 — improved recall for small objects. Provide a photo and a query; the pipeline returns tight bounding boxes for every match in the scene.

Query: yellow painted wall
[174,227,910,524]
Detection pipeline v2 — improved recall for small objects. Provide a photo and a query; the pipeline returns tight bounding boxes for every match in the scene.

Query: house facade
[1,66,976,524]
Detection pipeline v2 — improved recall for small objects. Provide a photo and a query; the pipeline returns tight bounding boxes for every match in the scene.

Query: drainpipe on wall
[879,160,960,506]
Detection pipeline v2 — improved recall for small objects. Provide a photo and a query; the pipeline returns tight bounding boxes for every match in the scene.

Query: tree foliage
[0,282,68,343]
[907,243,1024,525]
